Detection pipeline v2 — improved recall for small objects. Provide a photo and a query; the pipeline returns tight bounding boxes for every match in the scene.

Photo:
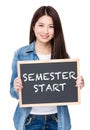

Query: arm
[10,50,20,99]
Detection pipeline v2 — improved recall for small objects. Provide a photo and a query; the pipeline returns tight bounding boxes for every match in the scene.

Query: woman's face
[33,15,54,44]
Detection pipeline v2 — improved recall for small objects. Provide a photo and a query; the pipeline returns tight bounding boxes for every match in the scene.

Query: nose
[43,27,48,33]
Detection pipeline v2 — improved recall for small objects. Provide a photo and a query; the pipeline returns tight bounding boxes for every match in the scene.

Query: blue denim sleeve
[10,50,19,99]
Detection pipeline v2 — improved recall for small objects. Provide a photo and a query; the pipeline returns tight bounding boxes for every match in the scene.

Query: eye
[38,24,43,27]
[49,25,54,28]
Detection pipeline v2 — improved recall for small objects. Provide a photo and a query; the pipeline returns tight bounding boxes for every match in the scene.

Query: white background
[0,0,90,129]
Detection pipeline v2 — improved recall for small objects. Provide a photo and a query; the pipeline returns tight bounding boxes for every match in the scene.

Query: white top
[30,53,57,115]
[37,53,51,60]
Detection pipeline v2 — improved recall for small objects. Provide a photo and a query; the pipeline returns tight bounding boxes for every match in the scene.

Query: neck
[35,41,51,55]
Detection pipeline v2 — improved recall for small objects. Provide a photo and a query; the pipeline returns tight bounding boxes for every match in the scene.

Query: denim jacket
[10,41,71,130]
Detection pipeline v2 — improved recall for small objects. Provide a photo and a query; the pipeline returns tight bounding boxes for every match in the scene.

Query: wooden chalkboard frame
[17,59,80,107]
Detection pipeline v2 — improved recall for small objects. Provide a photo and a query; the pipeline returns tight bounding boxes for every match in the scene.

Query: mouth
[41,35,49,39]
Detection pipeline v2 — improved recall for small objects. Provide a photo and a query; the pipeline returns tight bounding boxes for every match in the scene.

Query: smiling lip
[41,35,49,39]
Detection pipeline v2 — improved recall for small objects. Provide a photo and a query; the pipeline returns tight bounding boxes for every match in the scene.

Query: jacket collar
[25,41,35,53]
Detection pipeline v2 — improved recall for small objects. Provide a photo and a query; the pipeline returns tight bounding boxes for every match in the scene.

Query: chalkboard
[17,59,80,107]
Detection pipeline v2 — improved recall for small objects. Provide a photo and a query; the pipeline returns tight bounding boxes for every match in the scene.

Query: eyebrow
[38,22,54,25]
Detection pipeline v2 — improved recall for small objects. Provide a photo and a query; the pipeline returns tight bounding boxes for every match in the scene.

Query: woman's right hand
[14,77,23,93]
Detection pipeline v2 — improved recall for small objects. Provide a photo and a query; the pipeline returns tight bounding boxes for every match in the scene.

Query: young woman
[10,6,84,130]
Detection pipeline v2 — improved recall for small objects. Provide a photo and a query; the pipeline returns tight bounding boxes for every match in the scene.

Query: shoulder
[16,41,35,55]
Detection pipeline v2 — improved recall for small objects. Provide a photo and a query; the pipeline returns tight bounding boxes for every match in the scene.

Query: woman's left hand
[76,76,85,89]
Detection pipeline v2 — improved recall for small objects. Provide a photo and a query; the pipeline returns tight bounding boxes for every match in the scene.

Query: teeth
[41,35,48,39]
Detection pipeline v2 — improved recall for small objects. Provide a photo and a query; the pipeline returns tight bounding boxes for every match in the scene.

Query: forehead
[36,15,53,24]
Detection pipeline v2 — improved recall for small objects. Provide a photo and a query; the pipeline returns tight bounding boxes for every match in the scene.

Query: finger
[14,77,23,92]
[76,76,85,89]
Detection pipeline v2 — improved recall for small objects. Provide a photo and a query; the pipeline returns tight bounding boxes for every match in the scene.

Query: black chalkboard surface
[17,59,80,107]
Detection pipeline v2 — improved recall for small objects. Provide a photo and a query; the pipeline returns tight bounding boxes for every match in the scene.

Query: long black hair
[29,6,69,59]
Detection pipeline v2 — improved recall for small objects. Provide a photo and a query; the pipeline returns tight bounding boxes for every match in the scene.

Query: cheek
[35,28,42,35]
[34,29,39,36]
[50,29,54,35]
[51,31,54,38]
